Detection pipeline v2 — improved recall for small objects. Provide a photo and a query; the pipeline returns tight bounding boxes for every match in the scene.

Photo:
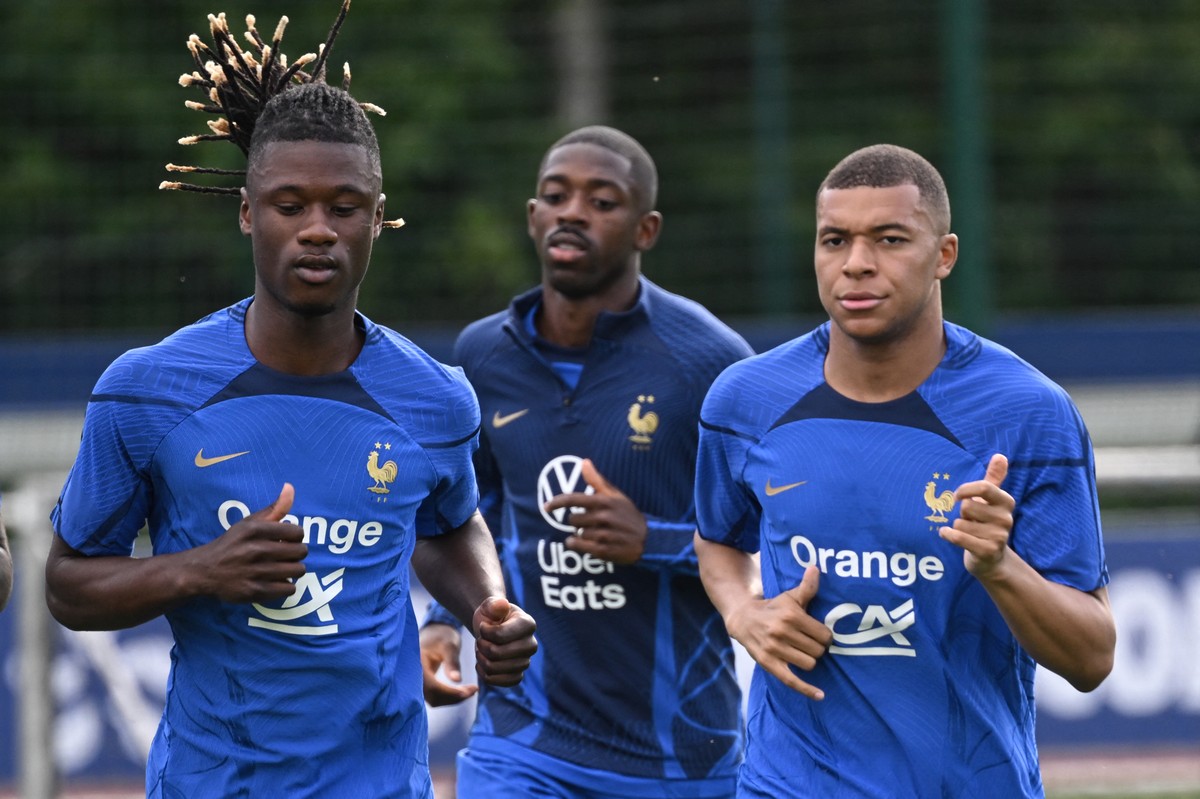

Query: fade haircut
[818,144,951,235]
[539,126,659,213]
[161,2,386,203]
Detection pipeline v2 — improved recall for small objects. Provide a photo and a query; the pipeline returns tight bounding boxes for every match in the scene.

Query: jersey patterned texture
[52,298,481,799]
[695,321,1108,799]
[437,278,754,796]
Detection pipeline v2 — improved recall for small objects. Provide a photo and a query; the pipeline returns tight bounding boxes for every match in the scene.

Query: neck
[244,299,364,375]
[823,318,947,403]
[536,274,640,348]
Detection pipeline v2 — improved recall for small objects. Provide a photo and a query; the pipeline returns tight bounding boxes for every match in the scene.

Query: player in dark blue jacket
[421,126,754,798]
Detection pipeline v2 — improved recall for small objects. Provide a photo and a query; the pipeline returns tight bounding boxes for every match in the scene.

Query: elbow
[1065,657,1112,694]
[45,585,88,631]
[1062,632,1117,694]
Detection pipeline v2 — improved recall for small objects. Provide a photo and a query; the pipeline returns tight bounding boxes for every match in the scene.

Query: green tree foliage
[2,1,1198,335]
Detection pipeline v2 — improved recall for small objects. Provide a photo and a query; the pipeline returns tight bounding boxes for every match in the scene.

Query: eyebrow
[539,174,624,192]
[818,222,915,237]
[265,183,372,196]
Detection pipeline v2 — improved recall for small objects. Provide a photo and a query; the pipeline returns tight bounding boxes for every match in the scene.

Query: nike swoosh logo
[492,409,530,429]
[764,479,807,497]
[195,449,251,468]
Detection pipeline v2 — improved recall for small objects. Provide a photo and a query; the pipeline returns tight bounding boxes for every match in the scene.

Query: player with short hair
[44,6,536,797]
[420,125,754,798]
[694,144,1116,798]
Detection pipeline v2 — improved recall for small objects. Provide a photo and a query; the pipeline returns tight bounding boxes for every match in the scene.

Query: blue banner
[2,531,1197,788]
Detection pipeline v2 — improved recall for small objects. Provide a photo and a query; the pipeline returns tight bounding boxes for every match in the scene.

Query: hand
[725,566,831,700]
[420,623,478,706]
[939,454,1016,578]
[544,459,647,565]
[190,483,307,603]
[472,596,537,688]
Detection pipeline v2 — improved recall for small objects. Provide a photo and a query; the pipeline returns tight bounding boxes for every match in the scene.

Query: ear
[373,193,386,240]
[935,233,958,279]
[526,198,538,239]
[634,210,663,252]
[239,187,252,237]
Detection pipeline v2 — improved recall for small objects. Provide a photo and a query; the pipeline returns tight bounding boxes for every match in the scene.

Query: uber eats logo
[535,455,626,611]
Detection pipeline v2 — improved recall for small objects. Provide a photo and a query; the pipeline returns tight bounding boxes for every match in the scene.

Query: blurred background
[1,1,1197,797]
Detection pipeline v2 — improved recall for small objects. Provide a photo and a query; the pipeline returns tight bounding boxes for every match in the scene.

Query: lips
[294,253,338,283]
[546,229,590,264]
[839,292,883,311]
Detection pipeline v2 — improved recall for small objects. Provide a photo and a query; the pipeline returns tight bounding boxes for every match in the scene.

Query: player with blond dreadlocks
[45,4,537,797]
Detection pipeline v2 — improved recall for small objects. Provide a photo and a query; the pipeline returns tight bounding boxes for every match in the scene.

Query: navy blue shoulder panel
[770,382,962,448]
[200,362,395,422]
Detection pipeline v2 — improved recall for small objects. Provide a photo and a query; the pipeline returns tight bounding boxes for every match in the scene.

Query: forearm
[638,517,702,575]
[695,532,761,627]
[412,512,507,629]
[978,549,1115,692]
[45,535,204,630]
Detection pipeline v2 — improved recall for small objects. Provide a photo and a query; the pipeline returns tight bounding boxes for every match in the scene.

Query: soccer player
[0,501,12,612]
[419,126,755,798]
[693,143,1116,798]
[43,8,535,798]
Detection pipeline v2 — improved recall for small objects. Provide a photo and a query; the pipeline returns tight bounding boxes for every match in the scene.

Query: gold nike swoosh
[764,479,807,497]
[195,449,251,468]
[492,409,530,429]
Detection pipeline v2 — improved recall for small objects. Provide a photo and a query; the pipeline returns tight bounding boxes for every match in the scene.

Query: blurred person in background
[419,125,754,798]
[42,6,535,798]
[693,143,1116,798]
[0,500,12,611]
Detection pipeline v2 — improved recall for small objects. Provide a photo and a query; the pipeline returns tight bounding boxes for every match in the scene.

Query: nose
[556,194,588,226]
[299,209,338,245]
[843,238,875,277]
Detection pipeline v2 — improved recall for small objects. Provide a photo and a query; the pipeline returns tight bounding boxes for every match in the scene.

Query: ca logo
[824,599,916,657]
[249,569,344,636]
[537,455,595,533]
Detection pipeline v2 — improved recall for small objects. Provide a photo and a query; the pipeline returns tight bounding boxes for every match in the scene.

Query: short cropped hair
[248,82,380,177]
[818,144,951,234]
[539,126,659,212]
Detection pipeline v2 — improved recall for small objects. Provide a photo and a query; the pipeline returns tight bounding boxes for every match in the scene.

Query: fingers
[478,595,511,624]
[983,453,1008,488]
[253,483,295,522]
[420,625,476,707]
[474,601,538,687]
[580,458,618,495]
[783,565,820,609]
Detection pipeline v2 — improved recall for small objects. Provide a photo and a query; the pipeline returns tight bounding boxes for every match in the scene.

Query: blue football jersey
[439,279,753,796]
[695,322,1108,799]
[52,299,481,799]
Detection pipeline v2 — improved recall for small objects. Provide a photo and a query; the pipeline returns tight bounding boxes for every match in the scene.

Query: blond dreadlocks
[160,1,403,228]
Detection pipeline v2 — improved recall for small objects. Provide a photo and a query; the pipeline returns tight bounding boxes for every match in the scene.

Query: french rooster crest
[367,446,398,494]
[923,473,956,523]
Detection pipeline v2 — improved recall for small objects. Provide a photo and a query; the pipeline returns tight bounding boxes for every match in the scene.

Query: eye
[539,191,564,205]
[592,198,617,211]
[821,235,845,248]
[333,205,360,217]
[275,203,301,215]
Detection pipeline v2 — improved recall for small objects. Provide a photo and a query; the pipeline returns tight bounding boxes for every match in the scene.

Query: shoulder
[942,323,1080,413]
[92,303,251,402]
[933,323,1089,451]
[359,319,481,437]
[453,307,513,369]
[702,326,828,434]
[641,280,755,366]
